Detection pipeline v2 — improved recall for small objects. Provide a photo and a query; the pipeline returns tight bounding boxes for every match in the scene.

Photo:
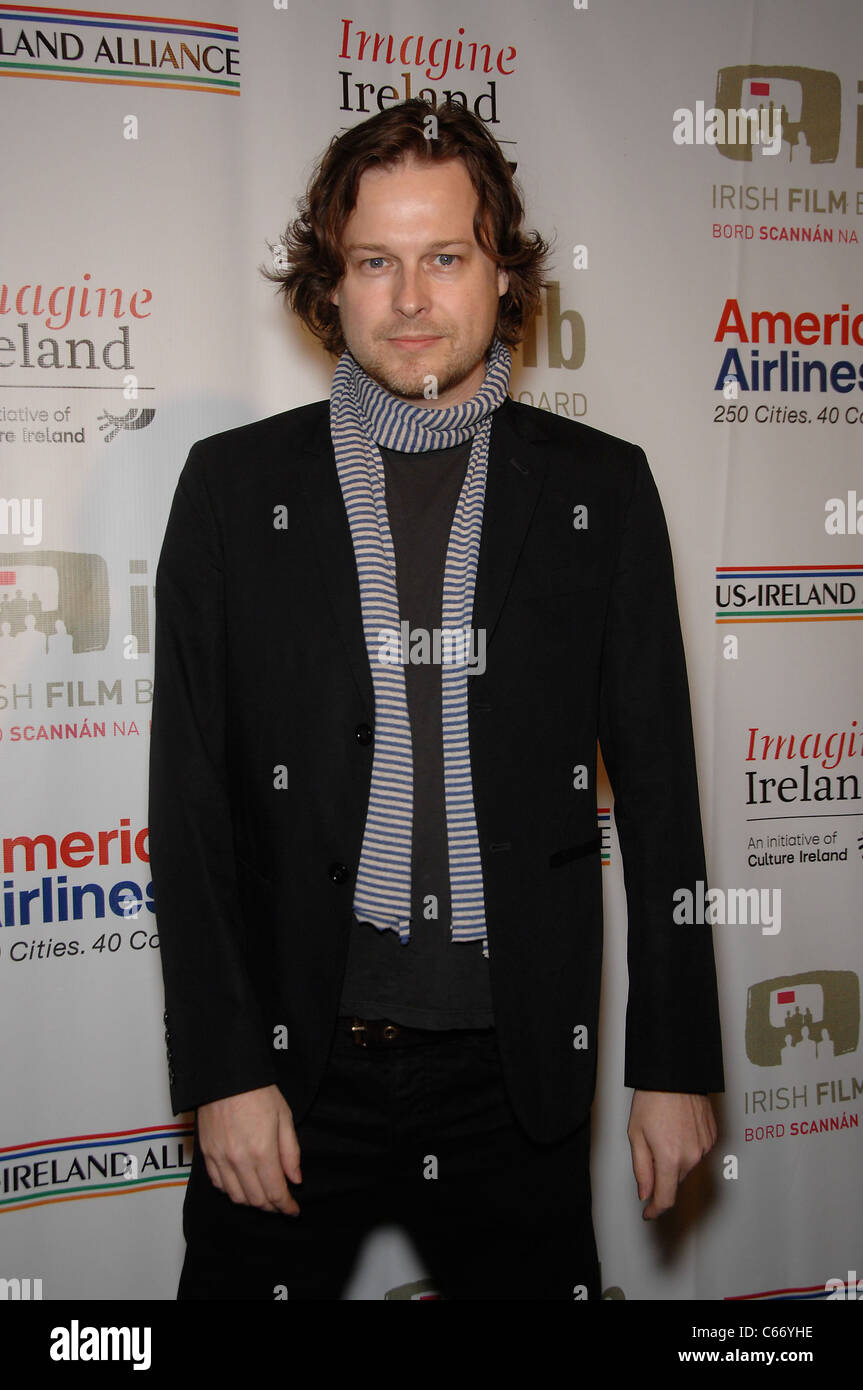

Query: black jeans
[178,1016,600,1300]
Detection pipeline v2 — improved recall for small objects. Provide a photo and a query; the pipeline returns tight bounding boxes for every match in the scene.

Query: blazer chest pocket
[518,562,604,601]
[549,832,602,868]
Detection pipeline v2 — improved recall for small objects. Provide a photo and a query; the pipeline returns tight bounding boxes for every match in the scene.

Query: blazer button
[328,862,351,884]
[354,723,373,746]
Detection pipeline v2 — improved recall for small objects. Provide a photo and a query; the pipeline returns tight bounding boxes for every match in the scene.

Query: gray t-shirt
[337,436,495,1028]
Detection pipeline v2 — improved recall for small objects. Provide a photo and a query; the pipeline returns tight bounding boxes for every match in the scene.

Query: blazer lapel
[295,405,376,713]
[473,395,549,655]
[295,394,551,713]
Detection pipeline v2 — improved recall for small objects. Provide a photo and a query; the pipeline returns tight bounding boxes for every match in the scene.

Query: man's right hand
[196,1083,303,1215]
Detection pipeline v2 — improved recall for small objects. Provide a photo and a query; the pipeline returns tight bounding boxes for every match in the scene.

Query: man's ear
[330,286,340,307]
[497,267,509,298]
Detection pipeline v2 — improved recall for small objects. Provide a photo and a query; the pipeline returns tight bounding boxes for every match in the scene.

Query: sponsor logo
[0,549,110,657]
[0,5,240,95]
[745,971,858,1068]
[98,407,155,444]
[715,565,863,622]
[714,66,841,164]
[0,1123,192,1212]
[708,65,862,246]
[337,17,515,127]
[713,298,863,397]
[742,972,861,1149]
[1,815,153,931]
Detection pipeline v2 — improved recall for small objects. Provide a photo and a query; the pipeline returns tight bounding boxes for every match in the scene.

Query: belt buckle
[351,1016,400,1046]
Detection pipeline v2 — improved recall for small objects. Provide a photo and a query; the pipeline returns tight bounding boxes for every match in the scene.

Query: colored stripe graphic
[0,1120,194,1158]
[0,5,237,37]
[0,5,239,94]
[717,566,863,575]
[715,565,863,622]
[0,66,239,92]
[598,807,611,866]
[0,1121,194,1212]
[727,1280,851,1301]
[3,1178,189,1213]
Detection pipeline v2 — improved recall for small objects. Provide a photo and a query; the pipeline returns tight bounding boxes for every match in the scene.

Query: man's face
[330,155,509,407]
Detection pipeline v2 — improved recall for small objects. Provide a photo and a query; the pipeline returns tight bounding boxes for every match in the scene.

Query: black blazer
[148,394,723,1144]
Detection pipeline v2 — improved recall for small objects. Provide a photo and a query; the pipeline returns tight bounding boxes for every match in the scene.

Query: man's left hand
[627,1089,717,1219]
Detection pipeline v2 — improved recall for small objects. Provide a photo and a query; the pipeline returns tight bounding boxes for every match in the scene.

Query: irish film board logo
[1,550,110,659]
[745,969,859,1068]
[715,65,841,163]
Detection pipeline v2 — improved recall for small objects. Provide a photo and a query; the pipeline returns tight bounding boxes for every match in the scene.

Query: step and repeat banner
[1,0,860,1303]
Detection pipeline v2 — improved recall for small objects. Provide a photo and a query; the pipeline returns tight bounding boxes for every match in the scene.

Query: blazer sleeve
[148,442,278,1113]
[597,446,724,1095]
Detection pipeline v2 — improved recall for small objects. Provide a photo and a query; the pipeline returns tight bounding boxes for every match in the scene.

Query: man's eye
[364,257,387,269]
[435,254,459,266]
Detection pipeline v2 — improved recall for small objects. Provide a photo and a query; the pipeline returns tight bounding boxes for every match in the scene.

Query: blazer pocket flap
[549,832,602,868]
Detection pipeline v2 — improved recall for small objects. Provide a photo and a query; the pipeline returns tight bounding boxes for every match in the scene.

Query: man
[149,98,723,1301]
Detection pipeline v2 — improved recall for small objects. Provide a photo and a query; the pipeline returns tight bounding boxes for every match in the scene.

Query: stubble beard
[350,326,497,404]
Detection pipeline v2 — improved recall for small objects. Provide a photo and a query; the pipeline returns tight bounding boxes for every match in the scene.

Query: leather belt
[340,1014,494,1048]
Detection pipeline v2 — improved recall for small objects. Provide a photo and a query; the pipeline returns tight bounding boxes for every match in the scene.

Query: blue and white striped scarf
[330,337,512,959]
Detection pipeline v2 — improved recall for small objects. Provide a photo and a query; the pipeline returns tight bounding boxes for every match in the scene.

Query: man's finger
[222,1154,296,1214]
[628,1126,655,1204]
[642,1150,680,1219]
[278,1111,302,1186]
[210,1156,254,1209]
[256,1152,300,1215]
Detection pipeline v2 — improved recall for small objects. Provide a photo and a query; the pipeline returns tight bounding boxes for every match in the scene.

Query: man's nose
[391,264,429,317]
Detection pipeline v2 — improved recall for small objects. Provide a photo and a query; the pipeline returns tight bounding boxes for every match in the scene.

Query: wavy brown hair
[264,98,552,356]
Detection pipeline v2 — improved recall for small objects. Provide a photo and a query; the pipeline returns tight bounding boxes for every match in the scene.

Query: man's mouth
[387,335,442,347]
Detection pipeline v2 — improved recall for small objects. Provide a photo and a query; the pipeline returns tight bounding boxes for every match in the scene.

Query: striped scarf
[330,336,512,959]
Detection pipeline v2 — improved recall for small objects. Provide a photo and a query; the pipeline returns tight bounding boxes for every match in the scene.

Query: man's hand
[196,1083,303,1215]
[627,1089,716,1219]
